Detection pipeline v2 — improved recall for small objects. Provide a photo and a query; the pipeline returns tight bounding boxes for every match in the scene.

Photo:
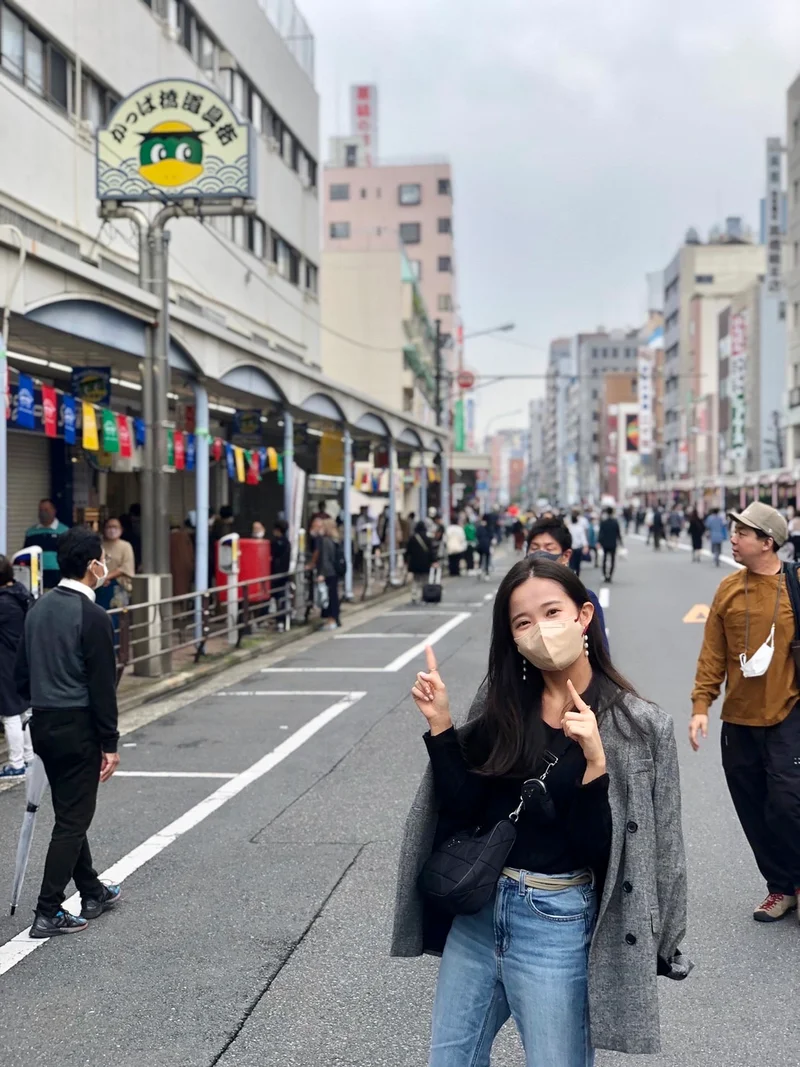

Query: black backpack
[334,541,347,578]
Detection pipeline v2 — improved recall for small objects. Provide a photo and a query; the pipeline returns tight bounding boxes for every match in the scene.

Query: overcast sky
[300,0,800,440]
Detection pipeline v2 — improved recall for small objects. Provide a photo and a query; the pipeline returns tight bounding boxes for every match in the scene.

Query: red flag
[246,449,260,485]
[184,404,196,433]
[117,414,132,458]
[174,430,186,471]
[41,385,57,437]
[211,437,223,461]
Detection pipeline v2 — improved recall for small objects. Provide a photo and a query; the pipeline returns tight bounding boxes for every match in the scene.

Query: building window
[249,88,262,131]
[438,178,451,195]
[24,27,44,95]
[795,241,799,268]
[288,246,300,285]
[437,217,452,235]
[794,302,800,330]
[795,116,800,145]
[48,45,68,110]
[329,222,350,239]
[408,260,421,280]
[360,188,367,199]
[305,261,318,295]
[345,144,358,167]
[330,183,350,201]
[795,179,800,206]
[399,222,421,244]
[248,218,266,259]
[398,183,422,206]
[438,256,452,273]
[438,294,452,311]
[695,274,714,284]
[1,5,24,78]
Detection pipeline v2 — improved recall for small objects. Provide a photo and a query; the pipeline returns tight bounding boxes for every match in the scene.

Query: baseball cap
[727,502,788,547]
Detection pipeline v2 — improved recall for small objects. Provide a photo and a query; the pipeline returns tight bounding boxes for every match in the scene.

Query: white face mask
[91,559,108,587]
[105,528,121,541]
[740,626,775,678]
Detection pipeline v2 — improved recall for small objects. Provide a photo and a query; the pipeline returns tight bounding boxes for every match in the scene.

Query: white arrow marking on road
[114,771,236,779]
[0,691,366,976]
[599,587,610,609]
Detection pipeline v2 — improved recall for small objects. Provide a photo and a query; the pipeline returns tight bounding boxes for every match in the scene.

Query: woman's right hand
[411,645,452,734]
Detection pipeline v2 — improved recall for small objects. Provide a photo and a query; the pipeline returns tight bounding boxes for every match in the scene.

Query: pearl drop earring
[584,632,590,658]
[521,655,527,682]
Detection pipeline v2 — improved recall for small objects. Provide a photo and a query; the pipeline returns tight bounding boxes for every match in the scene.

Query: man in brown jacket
[689,502,800,922]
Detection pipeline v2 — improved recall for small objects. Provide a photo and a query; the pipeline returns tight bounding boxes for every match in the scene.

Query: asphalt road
[0,538,798,1066]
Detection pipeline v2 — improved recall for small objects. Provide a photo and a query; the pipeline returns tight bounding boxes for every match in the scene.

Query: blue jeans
[430,871,597,1067]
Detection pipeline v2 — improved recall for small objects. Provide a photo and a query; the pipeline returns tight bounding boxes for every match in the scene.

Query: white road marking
[383,613,471,672]
[483,593,494,601]
[261,667,385,673]
[219,690,351,697]
[388,610,462,616]
[599,587,610,609]
[114,771,236,779]
[629,533,742,569]
[0,691,366,976]
[333,633,427,639]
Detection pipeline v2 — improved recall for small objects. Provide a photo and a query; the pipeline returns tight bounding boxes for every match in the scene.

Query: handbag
[782,562,800,680]
[418,732,573,916]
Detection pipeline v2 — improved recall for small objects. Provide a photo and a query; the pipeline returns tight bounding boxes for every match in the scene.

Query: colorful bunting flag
[174,430,185,470]
[101,408,119,453]
[82,402,99,450]
[212,437,223,462]
[225,442,235,479]
[266,446,278,472]
[117,414,132,458]
[134,418,146,447]
[41,385,57,438]
[185,433,196,471]
[277,454,284,486]
[167,428,174,467]
[17,374,35,429]
[234,445,245,483]
[63,395,76,444]
[246,450,260,485]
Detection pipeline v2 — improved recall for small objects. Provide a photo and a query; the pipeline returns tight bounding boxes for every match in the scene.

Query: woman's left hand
[563,679,606,772]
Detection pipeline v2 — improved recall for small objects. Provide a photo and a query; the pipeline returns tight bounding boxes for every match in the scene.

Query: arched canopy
[430,437,445,454]
[355,412,390,438]
[25,298,199,373]
[398,427,424,449]
[219,364,283,403]
[300,391,345,422]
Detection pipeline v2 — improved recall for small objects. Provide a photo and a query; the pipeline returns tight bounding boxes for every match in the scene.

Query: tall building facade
[662,225,765,480]
[543,338,573,504]
[527,397,545,505]
[786,75,800,463]
[322,157,457,351]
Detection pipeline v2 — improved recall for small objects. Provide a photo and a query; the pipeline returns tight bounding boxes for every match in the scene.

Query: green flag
[101,408,119,453]
[167,427,174,467]
[454,398,465,452]
[277,454,284,486]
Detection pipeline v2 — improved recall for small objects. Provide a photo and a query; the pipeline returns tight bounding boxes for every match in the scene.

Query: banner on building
[41,385,57,437]
[730,311,748,458]
[625,414,639,452]
[63,396,76,444]
[117,414,132,458]
[16,374,35,430]
[454,398,465,452]
[185,433,196,471]
[82,402,99,450]
[101,408,119,452]
[232,408,262,446]
[97,78,255,202]
[173,430,185,470]
[636,351,653,457]
[234,445,245,483]
[71,367,111,406]
[766,136,783,296]
[350,84,378,166]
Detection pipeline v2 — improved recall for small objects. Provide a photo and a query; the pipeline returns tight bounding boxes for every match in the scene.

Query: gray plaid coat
[390,682,688,1055]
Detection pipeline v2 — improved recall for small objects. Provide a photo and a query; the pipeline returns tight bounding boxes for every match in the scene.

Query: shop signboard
[729,311,748,458]
[232,408,263,447]
[636,350,653,457]
[71,367,111,406]
[97,79,255,202]
[625,414,639,452]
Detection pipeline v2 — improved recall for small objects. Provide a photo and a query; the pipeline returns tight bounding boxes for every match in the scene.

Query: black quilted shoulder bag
[418,732,572,916]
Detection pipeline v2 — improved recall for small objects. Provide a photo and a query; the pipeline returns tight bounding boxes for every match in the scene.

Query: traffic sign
[457,370,475,390]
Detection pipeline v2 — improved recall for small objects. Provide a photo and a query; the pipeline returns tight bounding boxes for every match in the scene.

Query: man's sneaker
[81,884,121,920]
[753,892,797,922]
[30,909,88,938]
[0,764,25,778]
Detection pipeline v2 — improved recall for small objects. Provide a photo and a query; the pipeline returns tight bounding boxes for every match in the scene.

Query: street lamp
[461,322,515,342]
[484,408,524,444]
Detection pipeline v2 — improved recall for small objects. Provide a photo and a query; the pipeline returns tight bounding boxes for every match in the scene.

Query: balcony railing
[256,0,315,80]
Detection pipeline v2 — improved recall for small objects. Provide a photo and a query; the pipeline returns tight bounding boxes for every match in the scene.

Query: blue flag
[134,418,146,447]
[63,395,76,444]
[225,442,235,479]
[185,433,196,471]
[17,374,35,429]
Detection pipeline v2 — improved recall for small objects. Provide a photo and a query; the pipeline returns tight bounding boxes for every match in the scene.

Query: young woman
[316,518,341,631]
[392,556,688,1065]
[0,555,33,777]
[688,508,706,562]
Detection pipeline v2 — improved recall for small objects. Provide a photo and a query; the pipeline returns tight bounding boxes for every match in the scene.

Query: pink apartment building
[322,161,457,350]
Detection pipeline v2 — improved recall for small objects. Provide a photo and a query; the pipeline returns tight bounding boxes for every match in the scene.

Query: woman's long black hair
[464,556,640,776]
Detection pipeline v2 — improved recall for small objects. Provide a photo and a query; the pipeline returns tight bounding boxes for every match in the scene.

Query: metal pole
[0,226,27,556]
[283,411,294,531]
[150,226,171,575]
[420,458,428,523]
[343,428,353,599]
[388,441,397,579]
[434,318,442,430]
[441,447,450,523]
[194,380,209,641]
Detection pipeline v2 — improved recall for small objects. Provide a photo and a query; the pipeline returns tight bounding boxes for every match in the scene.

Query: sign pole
[0,334,6,557]
[343,429,353,600]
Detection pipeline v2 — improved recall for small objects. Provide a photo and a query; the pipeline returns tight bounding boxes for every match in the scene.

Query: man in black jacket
[598,507,624,583]
[15,527,121,937]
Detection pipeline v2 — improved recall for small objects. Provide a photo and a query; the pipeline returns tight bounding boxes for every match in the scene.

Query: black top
[15,586,119,752]
[406,532,434,575]
[0,582,32,718]
[424,686,612,876]
[598,517,622,550]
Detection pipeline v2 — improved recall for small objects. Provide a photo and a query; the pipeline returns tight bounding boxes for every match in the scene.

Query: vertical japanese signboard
[637,350,653,457]
[350,84,378,166]
[766,136,783,297]
[97,79,255,202]
[729,311,748,458]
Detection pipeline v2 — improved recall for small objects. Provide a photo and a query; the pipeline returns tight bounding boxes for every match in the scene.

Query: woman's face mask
[104,526,121,541]
[90,558,108,588]
[515,615,585,672]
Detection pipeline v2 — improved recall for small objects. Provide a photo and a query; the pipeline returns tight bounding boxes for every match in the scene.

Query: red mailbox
[215,537,271,603]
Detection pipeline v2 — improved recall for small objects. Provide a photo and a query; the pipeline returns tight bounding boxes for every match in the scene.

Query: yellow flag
[234,445,245,482]
[82,402,99,450]
[267,446,278,472]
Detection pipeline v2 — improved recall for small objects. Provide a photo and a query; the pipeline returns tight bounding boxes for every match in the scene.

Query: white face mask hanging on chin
[740,626,775,678]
